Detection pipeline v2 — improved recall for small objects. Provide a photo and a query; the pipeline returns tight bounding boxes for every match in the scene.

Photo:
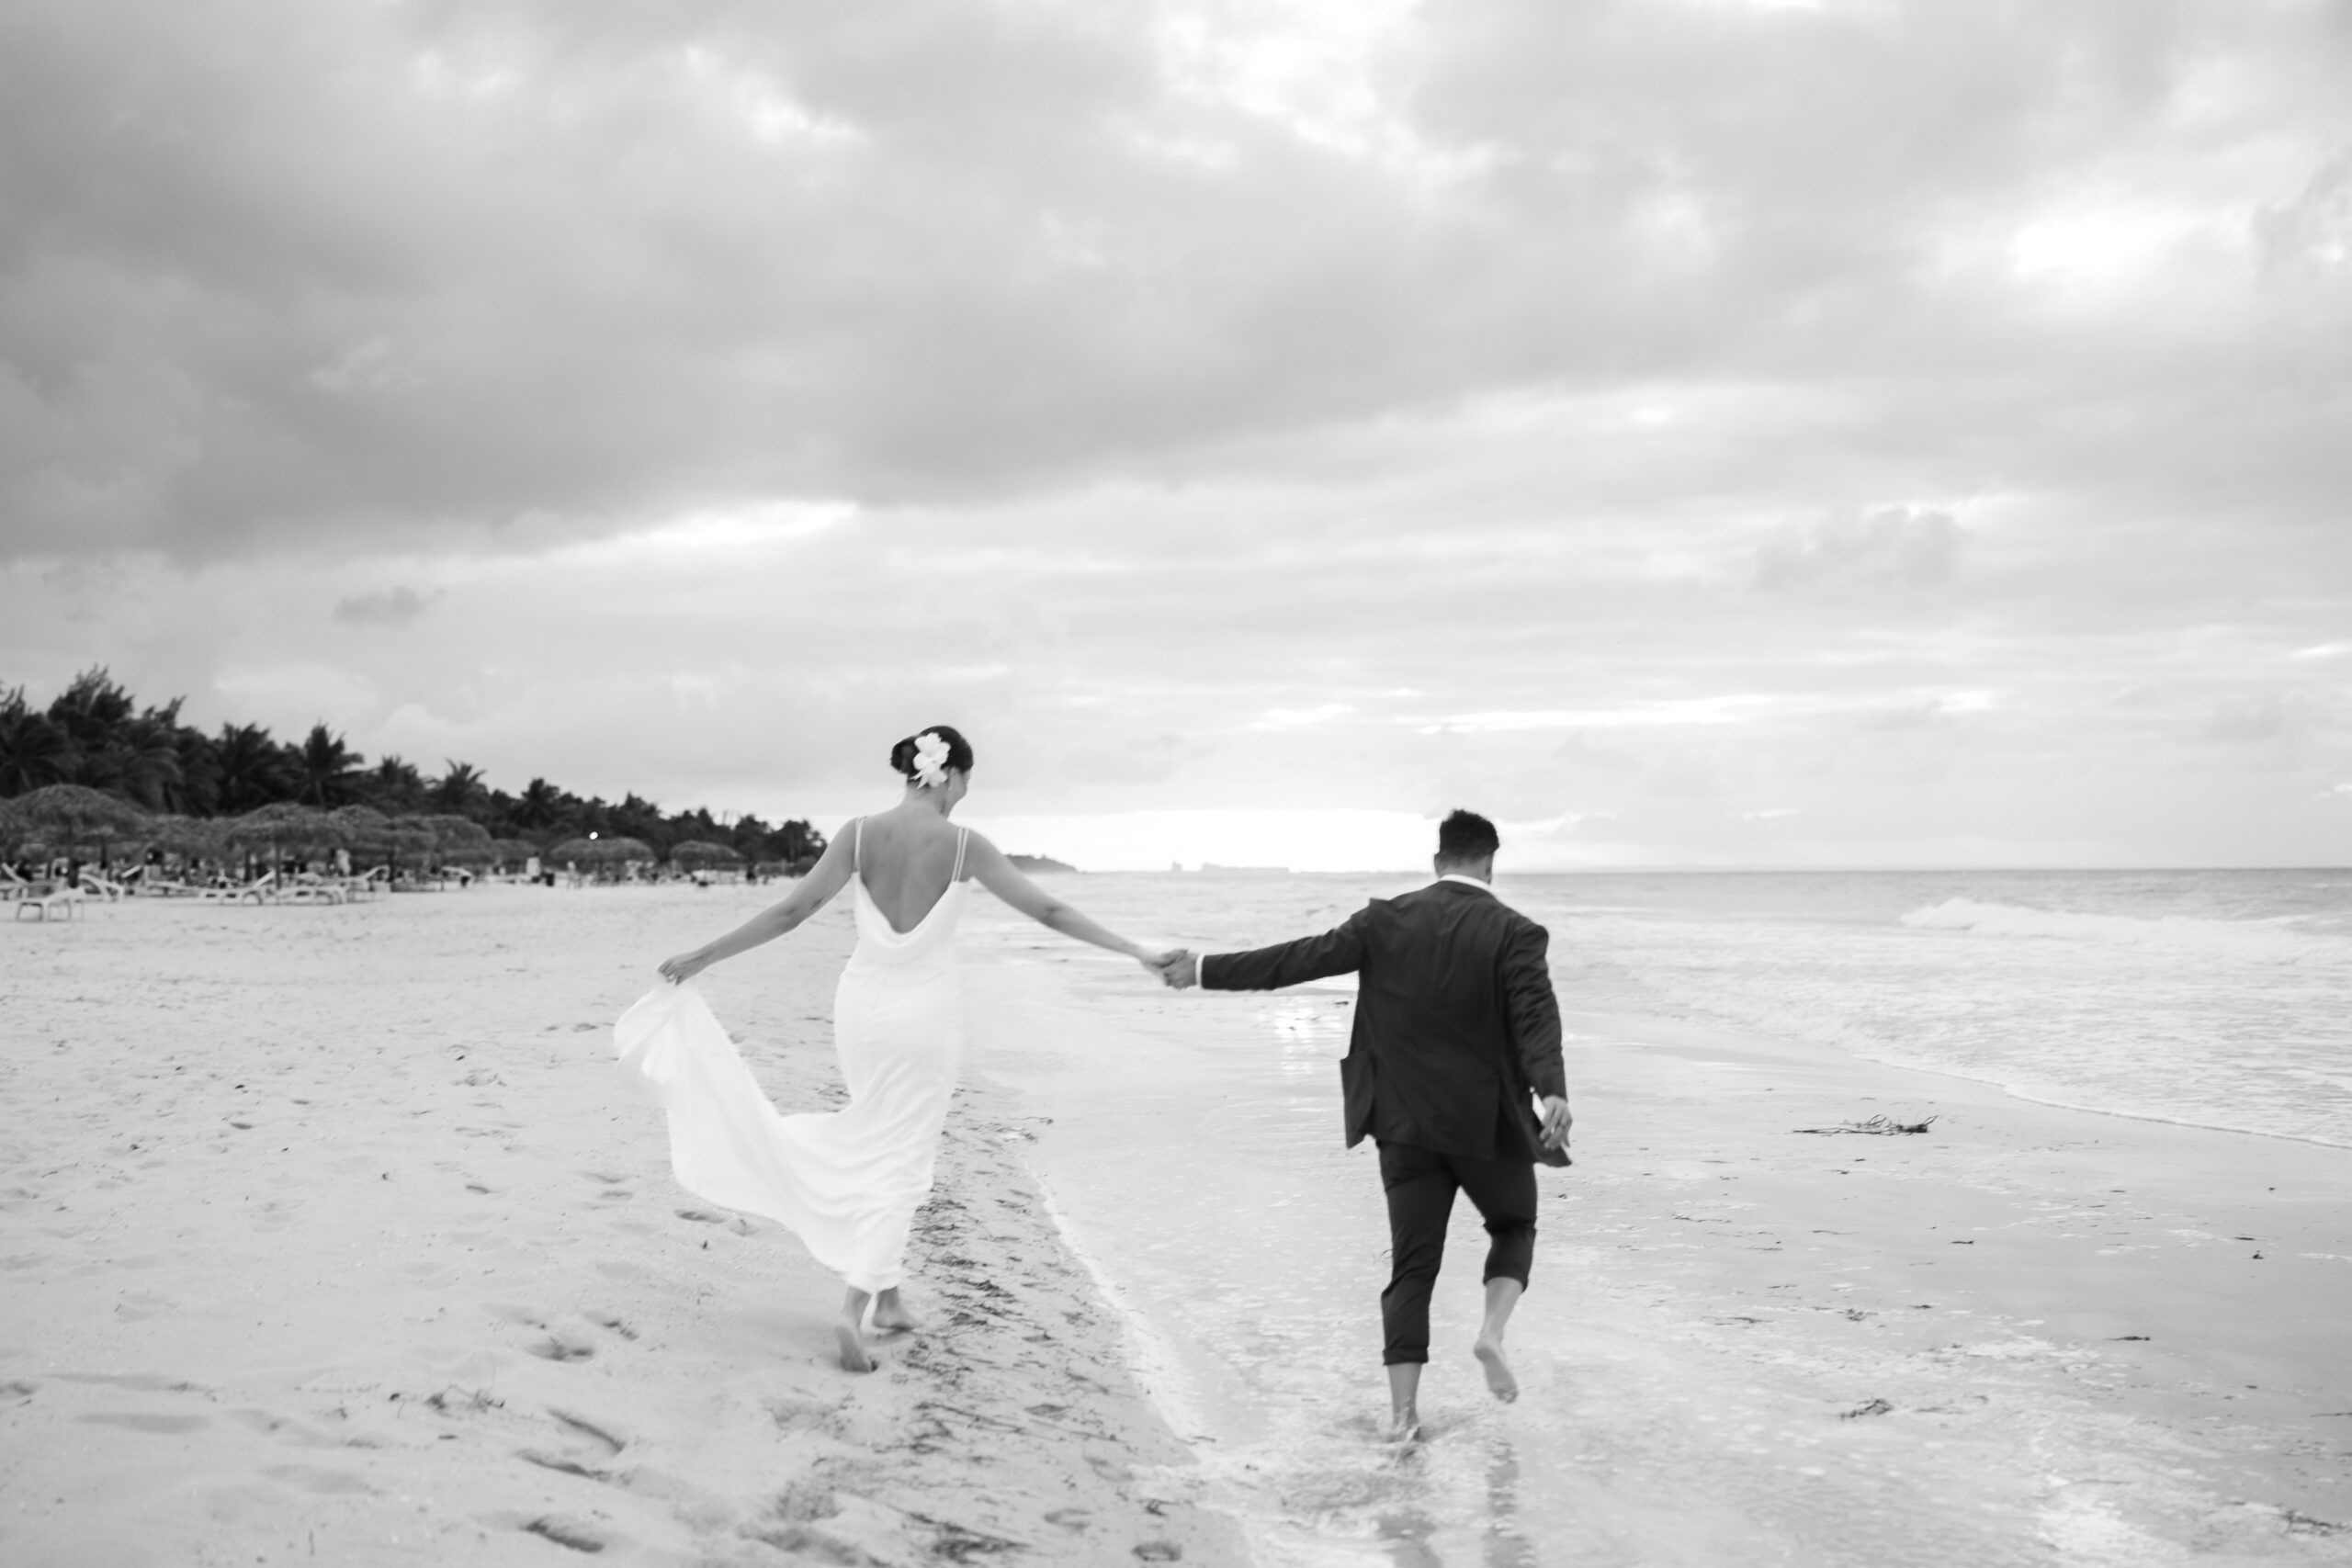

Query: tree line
[0,669,825,867]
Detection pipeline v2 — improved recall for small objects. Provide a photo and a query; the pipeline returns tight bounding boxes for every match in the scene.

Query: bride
[619,726,1177,1371]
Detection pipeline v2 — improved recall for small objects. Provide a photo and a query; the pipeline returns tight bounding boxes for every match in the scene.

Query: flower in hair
[911,731,951,788]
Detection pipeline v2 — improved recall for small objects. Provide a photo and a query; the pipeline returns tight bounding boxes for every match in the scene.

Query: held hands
[1140,949,1199,989]
[1537,1094,1573,1151]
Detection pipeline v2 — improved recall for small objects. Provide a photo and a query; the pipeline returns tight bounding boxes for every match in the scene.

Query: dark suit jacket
[1201,879,1567,1163]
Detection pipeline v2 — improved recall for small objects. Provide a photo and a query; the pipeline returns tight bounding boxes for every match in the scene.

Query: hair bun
[889,725,975,784]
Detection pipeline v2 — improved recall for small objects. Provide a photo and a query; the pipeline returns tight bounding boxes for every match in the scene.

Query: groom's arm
[1500,919,1568,1101]
[1199,914,1368,991]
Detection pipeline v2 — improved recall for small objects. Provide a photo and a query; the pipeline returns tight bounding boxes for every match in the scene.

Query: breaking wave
[1897,897,2343,961]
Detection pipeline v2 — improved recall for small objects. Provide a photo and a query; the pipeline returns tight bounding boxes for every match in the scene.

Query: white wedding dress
[615,822,969,1292]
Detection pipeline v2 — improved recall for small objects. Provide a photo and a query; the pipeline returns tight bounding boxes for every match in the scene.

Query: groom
[1159,810,1571,1438]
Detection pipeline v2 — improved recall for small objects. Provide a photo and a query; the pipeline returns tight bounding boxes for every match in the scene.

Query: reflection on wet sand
[1372,1434,1545,1568]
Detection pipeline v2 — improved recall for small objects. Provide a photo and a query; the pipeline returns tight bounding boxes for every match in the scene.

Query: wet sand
[0,885,1239,1566]
[953,893,2352,1567]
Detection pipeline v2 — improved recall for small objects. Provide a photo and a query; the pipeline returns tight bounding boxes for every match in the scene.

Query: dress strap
[952,827,969,884]
[852,817,863,872]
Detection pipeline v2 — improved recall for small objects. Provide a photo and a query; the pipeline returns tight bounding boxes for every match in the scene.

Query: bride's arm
[656,829,856,983]
[964,835,1172,973]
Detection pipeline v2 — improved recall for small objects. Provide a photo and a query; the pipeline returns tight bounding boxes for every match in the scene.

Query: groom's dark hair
[1436,809,1499,862]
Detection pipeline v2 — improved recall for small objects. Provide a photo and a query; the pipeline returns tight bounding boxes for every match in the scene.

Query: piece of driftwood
[1792,1114,1938,1135]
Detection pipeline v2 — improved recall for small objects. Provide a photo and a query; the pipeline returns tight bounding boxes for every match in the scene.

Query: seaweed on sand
[1792,1114,1938,1135]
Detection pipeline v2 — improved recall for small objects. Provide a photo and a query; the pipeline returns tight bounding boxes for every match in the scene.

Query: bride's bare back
[853,808,968,936]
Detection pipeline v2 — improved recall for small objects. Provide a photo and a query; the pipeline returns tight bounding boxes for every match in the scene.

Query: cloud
[3,0,2347,567]
[1756,509,1965,592]
[2201,698,2286,743]
[333,586,437,627]
[3,1,2349,866]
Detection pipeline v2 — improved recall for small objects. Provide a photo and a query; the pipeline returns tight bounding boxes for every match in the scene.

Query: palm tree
[164,727,222,816]
[106,716,186,810]
[361,755,427,814]
[432,761,487,816]
[294,724,364,807]
[514,776,566,832]
[0,688,74,795]
[214,723,295,813]
[45,667,135,755]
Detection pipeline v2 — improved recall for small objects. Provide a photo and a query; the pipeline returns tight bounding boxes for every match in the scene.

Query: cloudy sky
[3,0,2348,868]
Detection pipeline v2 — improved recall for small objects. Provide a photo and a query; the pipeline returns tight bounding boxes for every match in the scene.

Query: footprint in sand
[76,1412,209,1435]
[522,1515,611,1553]
[226,1407,336,1446]
[262,1463,376,1495]
[517,1450,605,1481]
[765,1395,836,1434]
[51,1371,209,1393]
[526,1334,596,1363]
[548,1407,626,1455]
[520,1408,627,1483]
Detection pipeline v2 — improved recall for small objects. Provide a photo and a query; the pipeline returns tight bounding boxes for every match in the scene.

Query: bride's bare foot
[835,1318,876,1373]
[870,1303,920,1335]
[1473,1336,1518,1403]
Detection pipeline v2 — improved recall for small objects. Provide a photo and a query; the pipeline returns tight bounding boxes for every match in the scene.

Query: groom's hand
[1158,951,1200,989]
[1537,1095,1572,1150]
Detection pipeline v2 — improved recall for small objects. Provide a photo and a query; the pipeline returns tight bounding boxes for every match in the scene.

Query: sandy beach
[0,885,1238,1566]
[5,879,2348,1567]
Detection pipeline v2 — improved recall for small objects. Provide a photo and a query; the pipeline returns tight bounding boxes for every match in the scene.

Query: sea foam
[1897,897,2339,960]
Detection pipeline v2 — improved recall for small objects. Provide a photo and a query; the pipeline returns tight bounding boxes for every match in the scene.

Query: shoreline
[0,886,1243,1566]
[1737,1022,2352,1156]
[962,921,2352,1564]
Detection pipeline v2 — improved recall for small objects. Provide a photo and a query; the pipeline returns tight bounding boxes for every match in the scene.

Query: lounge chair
[283,875,347,905]
[197,873,277,904]
[12,882,79,921]
[76,871,130,902]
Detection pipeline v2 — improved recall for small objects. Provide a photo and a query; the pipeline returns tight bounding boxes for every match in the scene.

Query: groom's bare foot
[1473,1336,1518,1403]
[835,1318,876,1373]
[1385,1412,1423,1448]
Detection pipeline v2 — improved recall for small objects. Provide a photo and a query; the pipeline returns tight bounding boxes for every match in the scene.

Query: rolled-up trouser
[1376,1140,1538,1366]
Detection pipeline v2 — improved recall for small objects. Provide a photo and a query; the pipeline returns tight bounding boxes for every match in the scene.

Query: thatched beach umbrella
[136,814,229,863]
[329,804,396,854]
[438,837,497,866]
[670,840,744,869]
[597,836,656,864]
[227,802,346,853]
[9,784,152,861]
[548,834,654,866]
[225,803,347,875]
[410,814,492,867]
[386,819,437,872]
[488,837,538,868]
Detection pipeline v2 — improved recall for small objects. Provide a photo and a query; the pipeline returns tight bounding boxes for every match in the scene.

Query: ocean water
[954,867,2352,1565]
[993,866,2352,1152]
